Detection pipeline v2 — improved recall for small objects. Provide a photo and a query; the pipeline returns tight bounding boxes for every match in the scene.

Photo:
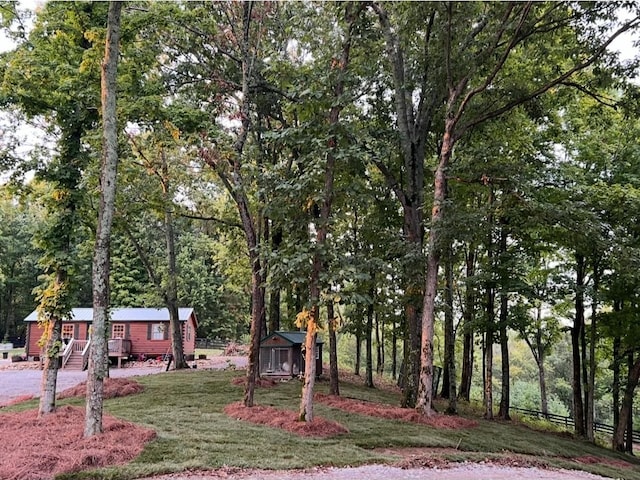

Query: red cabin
[24,307,198,369]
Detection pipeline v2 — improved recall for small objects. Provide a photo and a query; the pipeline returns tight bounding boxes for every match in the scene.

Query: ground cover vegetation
[0,0,639,453]
[1,369,639,480]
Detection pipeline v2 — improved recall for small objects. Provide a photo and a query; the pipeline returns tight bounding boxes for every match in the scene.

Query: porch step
[64,352,85,370]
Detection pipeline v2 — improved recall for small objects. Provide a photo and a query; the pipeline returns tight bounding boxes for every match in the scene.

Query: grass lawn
[7,369,639,480]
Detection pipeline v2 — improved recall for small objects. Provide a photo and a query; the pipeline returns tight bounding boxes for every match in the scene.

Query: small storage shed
[259,331,323,378]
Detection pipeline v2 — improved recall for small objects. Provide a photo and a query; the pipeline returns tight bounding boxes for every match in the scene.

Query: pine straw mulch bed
[315,393,478,429]
[223,373,477,438]
[0,405,156,480]
[0,377,154,480]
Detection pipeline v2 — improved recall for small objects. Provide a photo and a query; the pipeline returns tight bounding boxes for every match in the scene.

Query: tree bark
[459,246,476,402]
[613,353,640,451]
[365,288,374,388]
[497,289,510,420]
[328,301,339,396]
[39,308,63,415]
[299,3,358,421]
[572,253,586,437]
[586,256,600,441]
[85,0,122,437]
[416,120,452,416]
[354,330,361,376]
[443,243,457,414]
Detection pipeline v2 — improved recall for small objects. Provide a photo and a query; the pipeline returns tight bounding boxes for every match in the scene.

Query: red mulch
[223,402,349,437]
[315,393,478,429]
[0,405,156,480]
[57,377,145,400]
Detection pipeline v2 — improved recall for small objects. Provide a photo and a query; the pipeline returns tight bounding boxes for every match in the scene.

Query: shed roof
[261,331,324,345]
[24,307,197,325]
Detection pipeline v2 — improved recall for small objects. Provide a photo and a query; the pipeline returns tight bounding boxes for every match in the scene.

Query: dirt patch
[223,402,349,437]
[315,393,478,429]
[57,377,144,400]
[0,405,156,480]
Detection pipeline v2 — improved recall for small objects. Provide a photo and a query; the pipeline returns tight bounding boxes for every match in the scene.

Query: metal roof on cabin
[261,331,324,345]
[24,307,196,323]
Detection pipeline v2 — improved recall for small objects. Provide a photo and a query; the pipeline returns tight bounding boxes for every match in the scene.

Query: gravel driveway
[0,356,247,405]
[139,464,611,480]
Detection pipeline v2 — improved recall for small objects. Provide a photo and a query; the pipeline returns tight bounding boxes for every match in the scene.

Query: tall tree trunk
[612,302,621,430]
[416,119,454,416]
[39,306,63,415]
[483,186,495,420]
[328,301,339,396]
[498,289,510,420]
[85,0,122,438]
[534,318,549,416]
[626,353,634,453]
[391,320,398,380]
[354,330,361,376]
[586,256,600,441]
[371,3,433,409]
[161,150,188,371]
[497,225,510,420]
[459,246,476,402]
[365,289,374,388]
[443,243,457,414]
[572,253,586,437]
[300,3,358,421]
[375,308,384,375]
[613,353,640,451]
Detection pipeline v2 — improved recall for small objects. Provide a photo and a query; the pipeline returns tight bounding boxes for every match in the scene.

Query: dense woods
[0,1,640,449]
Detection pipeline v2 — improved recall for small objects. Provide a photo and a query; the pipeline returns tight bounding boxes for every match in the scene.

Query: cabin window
[61,324,74,339]
[150,323,165,340]
[112,323,125,339]
[186,323,192,341]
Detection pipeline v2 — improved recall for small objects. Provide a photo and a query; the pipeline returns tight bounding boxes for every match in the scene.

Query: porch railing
[61,339,89,368]
[108,338,132,356]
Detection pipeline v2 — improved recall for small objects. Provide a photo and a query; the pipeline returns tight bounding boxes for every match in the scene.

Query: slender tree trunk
[586,257,599,441]
[372,3,431,409]
[498,290,510,420]
[443,244,457,413]
[613,353,640,451]
[626,353,634,453]
[416,119,454,416]
[161,151,188,371]
[375,308,384,375]
[85,0,122,437]
[39,308,63,415]
[612,302,621,430]
[483,186,495,421]
[459,247,476,402]
[392,320,398,380]
[300,4,357,421]
[365,290,374,388]
[572,253,586,437]
[328,301,339,396]
[354,330,361,376]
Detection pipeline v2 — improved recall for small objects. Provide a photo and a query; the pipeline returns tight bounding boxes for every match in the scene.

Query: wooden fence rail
[195,338,228,350]
[510,406,640,443]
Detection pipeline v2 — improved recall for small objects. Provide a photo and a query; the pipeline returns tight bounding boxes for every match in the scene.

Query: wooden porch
[60,338,132,370]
